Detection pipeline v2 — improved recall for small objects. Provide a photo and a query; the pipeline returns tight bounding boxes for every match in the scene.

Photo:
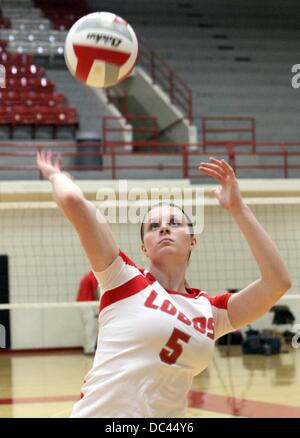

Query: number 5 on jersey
[159,328,191,365]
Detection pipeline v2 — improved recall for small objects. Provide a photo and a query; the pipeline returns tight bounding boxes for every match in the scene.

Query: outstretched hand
[199,157,245,214]
[36,149,62,180]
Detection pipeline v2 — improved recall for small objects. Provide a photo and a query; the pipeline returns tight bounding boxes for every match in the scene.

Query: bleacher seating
[0,1,64,56]
[0,17,11,28]
[0,28,66,56]
[1,0,300,179]
[0,0,79,142]
[0,46,79,139]
[1,0,108,141]
[0,51,33,64]
[34,0,88,30]
[0,90,66,107]
[0,40,8,51]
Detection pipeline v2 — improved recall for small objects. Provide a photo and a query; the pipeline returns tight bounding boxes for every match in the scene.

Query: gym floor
[0,346,299,418]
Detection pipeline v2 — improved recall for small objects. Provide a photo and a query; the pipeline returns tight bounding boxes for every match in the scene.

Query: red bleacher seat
[48,93,67,107]
[0,107,13,138]
[12,106,36,123]
[54,107,79,138]
[34,0,88,29]
[6,77,54,92]
[0,52,34,65]
[0,41,8,52]
[34,106,79,138]
[0,103,78,139]
[56,107,79,125]
[0,107,11,123]
[0,20,79,139]
[5,64,45,79]
[0,17,11,29]
[33,106,55,138]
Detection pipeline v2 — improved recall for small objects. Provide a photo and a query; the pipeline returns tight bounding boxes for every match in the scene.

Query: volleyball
[64,12,138,88]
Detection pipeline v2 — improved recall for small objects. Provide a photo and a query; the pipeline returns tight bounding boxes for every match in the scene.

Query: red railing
[138,37,193,123]
[186,142,300,179]
[105,85,129,117]
[0,141,299,180]
[202,117,256,151]
[102,115,159,144]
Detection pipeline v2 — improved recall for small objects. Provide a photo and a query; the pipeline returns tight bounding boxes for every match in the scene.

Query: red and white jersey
[71,250,234,418]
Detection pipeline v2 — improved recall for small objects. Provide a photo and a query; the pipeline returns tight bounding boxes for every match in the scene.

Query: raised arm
[36,150,119,272]
[199,157,292,329]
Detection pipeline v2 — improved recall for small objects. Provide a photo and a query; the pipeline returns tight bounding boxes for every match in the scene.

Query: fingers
[54,153,62,170]
[46,150,53,165]
[198,166,223,183]
[40,149,45,161]
[199,162,226,178]
[220,158,235,176]
[198,157,225,183]
[199,157,235,181]
[36,149,51,164]
[36,148,44,167]
[210,157,235,176]
[36,149,61,164]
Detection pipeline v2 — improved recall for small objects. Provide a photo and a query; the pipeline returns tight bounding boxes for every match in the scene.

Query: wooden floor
[0,346,299,418]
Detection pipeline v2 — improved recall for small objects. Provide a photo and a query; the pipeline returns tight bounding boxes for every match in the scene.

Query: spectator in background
[77,271,100,354]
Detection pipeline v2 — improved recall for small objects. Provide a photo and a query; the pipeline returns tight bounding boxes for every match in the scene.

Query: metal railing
[138,37,193,123]
[102,115,159,144]
[105,85,129,117]
[202,117,256,152]
[0,141,299,180]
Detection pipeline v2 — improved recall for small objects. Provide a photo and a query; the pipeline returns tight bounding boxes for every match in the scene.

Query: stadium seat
[34,0,88,30]
[0,17,11,28]
[5,64,45,78]
[0,40,8,52]
[11,105,36,139]
[0,51,33,64]
[33,106,56,139]
[53,107,79,139]
[6,77,54,92]
[0,107,12,139]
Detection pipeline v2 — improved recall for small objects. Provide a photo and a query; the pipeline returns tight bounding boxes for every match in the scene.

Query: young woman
[36,151,291,418]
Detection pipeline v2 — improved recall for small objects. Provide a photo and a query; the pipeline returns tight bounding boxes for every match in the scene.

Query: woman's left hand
[199,157,245,214]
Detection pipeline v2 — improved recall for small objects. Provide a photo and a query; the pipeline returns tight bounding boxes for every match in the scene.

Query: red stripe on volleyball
[116,55,137,84]
[99,275,149,313]
[114,16,128,25]
[73,44,131,82]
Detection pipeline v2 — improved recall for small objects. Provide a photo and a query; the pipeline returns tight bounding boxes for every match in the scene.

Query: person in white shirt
[36,151,291,418]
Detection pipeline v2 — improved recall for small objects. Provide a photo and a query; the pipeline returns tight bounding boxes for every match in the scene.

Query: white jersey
[71,250,234,418]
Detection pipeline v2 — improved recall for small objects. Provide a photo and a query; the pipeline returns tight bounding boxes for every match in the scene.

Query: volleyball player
[36,151,291,417]
[76,271,99,354]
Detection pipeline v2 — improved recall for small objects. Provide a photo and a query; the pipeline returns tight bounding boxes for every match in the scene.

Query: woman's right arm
[37,150,119,272]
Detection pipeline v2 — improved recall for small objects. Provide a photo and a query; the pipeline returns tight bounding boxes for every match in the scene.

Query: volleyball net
[0,180,299,349]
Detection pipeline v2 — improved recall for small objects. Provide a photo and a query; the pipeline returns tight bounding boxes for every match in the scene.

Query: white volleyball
[64,12,138,88]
